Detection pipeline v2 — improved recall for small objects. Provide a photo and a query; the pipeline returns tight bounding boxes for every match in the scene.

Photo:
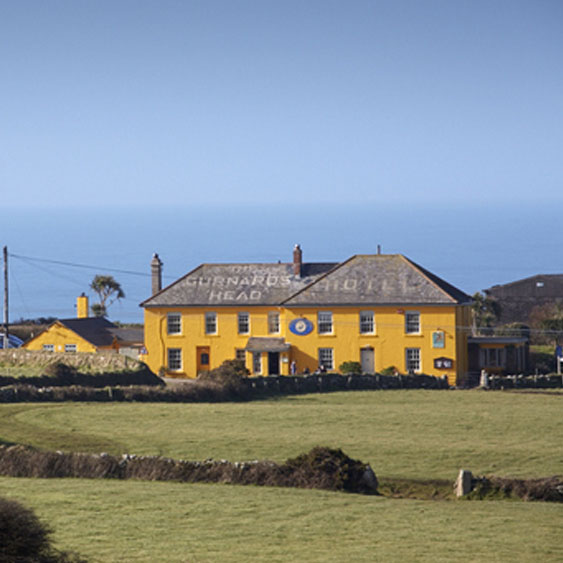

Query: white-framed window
[405,311,420,334]
[268,311,280,334]
[167,312,182,335]
[253,352,262,374]
[205,312,217,334]
[406,348,421,373]
[318,311,333,334]
[235,348,246,362]
[64,344,77,353]
[238,312,250,334]
[167,348,182,371]
[318,348,334,370]
[43,344,54,352]
[359,311,375,334]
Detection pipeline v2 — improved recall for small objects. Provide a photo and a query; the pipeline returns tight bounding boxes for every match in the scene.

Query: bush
[0,496,87,562]
[281,446,378,494]
[197,359,250,399]
[339,361,362,375]
[380,365,399,376]
[43,361,78,382]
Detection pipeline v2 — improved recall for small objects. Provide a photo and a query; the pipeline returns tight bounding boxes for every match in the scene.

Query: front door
[268,352,280,376]
[360,347,374,374]
[197,346,210,374]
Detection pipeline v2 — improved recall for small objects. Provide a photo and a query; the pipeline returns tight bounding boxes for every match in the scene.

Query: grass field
[1,477,562,562]
[0,390,561,479]
[0,389,562,561]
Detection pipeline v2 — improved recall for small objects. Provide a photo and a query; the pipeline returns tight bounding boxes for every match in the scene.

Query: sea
[2,202,561,324]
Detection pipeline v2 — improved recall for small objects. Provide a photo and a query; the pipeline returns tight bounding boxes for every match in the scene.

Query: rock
[454,469,473,497]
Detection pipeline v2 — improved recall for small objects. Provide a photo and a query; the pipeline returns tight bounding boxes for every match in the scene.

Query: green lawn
[1,477,562,563]
[0,390,561,479]
[1,390,562,562]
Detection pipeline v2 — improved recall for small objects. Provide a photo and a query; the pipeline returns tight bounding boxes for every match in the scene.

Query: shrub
[281,446,378,494]
[0,496,87,562]
[380,365,399,376]
[197,359,250,399]
[339,361,362,375]
[43,362,78,382]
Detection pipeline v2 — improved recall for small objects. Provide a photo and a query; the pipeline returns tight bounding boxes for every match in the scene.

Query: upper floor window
[405,311,420,334]
[205,312,217,334]
[406,348,421,373]
[238,312,250,334]
[167,348,182,371]
[359,311,375,334]
[268,311,280,334]
[64,344,77,353]
[167,312,181,335]
[318,311,333,334]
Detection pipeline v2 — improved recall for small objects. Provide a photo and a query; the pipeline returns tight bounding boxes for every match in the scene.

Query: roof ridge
[280,256,355,304]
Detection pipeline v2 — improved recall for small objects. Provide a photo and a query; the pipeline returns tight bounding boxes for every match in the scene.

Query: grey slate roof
[142,254,470,308]
[57,318,143,348]
[142,262,337,307]
[284,255,470,305]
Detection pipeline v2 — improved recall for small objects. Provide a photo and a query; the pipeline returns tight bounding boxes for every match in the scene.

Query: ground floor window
[64,344,77,353]
[480,348,505,368]
[253,352,262,375]
[167,348,182,371]
[318,348,334,371]
[43,344,54,352]
[405,348,421,373]
[235,348,246,362]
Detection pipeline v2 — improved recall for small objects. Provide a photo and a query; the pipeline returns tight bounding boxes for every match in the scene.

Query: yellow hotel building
[141,247,473,385]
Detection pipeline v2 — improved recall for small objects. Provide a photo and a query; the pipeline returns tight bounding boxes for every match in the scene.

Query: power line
[9,252,151,278]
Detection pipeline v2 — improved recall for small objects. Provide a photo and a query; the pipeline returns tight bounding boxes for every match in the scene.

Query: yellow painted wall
[144,304,471,384]
[23,322,97,353]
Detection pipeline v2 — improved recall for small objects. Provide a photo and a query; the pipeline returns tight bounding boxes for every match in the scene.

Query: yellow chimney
[77,293,89,319]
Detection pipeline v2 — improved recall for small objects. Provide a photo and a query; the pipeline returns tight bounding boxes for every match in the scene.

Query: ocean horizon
[2,201,560,324]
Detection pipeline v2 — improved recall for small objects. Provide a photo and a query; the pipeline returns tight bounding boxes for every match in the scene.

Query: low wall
[488,373,563,389]
[0,349,140,372]
[0,373,449,403]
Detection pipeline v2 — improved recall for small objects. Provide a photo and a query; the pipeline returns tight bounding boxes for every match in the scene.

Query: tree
[529,302,563,346]
[471,292,500,336]
[90,275,125,317]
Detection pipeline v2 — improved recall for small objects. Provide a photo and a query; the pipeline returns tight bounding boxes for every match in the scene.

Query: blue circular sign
[289,318,313,335]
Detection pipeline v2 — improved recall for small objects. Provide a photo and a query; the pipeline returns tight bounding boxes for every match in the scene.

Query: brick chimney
[76,293,89,319]
[151,253,163,295]
[293,244,302,277]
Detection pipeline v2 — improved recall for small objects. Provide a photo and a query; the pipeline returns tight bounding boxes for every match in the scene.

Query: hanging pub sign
[434,357,453,369]
[289,318,314,335]
[432,331,445,348]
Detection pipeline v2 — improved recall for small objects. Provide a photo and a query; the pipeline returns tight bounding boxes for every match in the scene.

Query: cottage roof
[57,317,117,348]
[141,254,470,308]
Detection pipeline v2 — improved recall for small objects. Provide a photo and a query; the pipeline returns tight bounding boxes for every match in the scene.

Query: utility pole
[3,246,7,350]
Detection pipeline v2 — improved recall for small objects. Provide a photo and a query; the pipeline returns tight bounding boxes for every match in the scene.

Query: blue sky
[2,0,562,208]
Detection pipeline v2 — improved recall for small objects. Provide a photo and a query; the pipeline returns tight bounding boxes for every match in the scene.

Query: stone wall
[0,349,141,372]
